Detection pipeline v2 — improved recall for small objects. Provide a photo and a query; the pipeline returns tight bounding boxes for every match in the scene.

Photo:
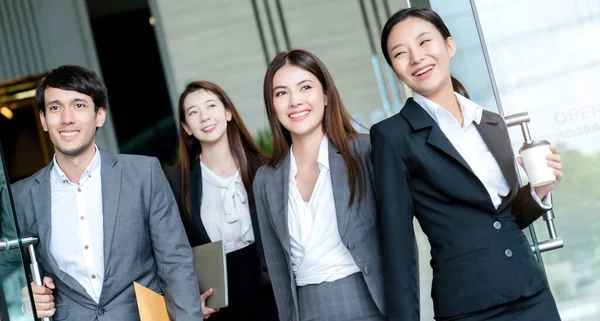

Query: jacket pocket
[432,248,492,317]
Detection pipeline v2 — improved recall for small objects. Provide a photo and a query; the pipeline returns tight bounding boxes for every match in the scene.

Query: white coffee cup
[519,140,556,187]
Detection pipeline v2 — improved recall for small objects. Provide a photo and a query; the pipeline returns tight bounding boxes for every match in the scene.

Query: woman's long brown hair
[262,49,365,204]
[177,81,266,219]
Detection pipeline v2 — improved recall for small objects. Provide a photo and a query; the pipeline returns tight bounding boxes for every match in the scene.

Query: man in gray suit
[11,65,204,320]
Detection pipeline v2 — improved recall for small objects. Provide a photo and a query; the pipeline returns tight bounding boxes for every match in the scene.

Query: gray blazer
[11,149,202,320]
[252,135,386,321]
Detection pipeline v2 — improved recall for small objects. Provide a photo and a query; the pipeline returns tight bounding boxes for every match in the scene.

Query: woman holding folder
[166,81,279,320]
[371,8,563,321]
[253,49,388,321]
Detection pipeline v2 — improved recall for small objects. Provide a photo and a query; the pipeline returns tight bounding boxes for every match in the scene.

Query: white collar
[413,92,483,126]
[52,145,101,184]
[289,135,329,182]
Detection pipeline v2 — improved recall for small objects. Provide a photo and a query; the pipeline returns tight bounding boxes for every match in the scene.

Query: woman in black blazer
[165,81,278,321]
[371,8,564,321]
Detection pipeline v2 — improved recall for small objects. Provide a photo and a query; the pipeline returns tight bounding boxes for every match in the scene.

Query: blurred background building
[0,0,598,320]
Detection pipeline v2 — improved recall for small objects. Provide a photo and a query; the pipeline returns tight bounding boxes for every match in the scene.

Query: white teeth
[202,125,216,131]
[290,111,309,119]
[416,66,433,76]
[61,131,78,137]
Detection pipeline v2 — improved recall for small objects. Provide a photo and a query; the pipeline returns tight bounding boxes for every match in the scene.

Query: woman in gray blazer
[253,49,389,321]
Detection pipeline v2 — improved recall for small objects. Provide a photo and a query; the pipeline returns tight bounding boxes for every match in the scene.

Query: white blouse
[413,92,551,209]
[200,162,255,254]
[287,136,360,286]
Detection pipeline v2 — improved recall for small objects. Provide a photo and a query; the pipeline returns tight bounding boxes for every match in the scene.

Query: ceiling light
[0,106,13,120]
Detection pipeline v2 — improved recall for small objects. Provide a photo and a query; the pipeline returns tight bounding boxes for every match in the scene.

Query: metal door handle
[505,112,564,255]
[0,236,52,321]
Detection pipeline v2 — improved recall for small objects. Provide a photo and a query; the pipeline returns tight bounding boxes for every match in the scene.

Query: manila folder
[134,281,170,321]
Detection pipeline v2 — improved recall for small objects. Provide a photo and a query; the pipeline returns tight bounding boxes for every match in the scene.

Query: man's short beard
[56,139,94,157]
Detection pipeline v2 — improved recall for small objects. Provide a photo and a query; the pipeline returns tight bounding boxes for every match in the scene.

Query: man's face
[40,87,106,157]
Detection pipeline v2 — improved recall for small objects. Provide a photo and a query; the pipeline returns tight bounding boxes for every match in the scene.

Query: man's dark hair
[35,65,108,114]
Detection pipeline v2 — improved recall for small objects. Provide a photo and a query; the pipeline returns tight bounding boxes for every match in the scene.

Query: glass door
[423,0,563,260]
[422,0,600,319]
[0,140,37,321]
[361,0,585,318]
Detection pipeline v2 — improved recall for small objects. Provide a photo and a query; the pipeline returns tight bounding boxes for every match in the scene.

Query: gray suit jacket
[252,135,386,321]
[11,149,202,320]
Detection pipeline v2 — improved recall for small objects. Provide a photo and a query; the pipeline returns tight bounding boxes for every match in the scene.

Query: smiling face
[386,17,456,97]
[271,64,327,140]
[181,89,232,145]
[40,87,106,158]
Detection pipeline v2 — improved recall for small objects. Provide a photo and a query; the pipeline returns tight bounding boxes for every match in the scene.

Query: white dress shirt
[288,136,360,286]
[413,93,551,209]
[200,162,254,254]
[49,146,104,303]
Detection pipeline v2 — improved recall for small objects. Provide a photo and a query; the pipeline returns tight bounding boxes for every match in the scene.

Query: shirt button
[493,221,502,230]
[91,274,97,279]
[98,308,106,315]
[504,249,513,258]
[77,188,82,192]
[84,245,89,250]
[80,216,84,220]
[363,266,370,276]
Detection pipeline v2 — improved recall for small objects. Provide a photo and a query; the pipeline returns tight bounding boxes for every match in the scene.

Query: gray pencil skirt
[297,272,386,321]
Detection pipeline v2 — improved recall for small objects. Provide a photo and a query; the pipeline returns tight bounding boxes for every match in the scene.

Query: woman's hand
[201,288,220,319]
[518,144,563,200]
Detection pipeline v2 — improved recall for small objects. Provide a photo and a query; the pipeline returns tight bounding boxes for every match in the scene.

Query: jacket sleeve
[148,158,203,320]
[495,115,549,229]
[512,183,548,229]
[370,125,420,321]
[253,168,295,321]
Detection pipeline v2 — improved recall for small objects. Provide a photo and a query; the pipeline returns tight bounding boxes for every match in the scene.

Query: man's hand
[201,288,219,319]
[22,276,56,317]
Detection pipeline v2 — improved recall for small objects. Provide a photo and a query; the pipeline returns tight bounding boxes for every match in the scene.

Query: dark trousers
[210,243,279,321]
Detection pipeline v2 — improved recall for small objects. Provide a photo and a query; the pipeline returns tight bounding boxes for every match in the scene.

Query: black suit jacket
[370,98,550,320]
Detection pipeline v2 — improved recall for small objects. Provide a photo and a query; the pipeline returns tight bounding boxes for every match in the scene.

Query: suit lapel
[190,162,211,242]
[100,150,121,271]
[401,98,473,173]
[402,98,506,211]
[31,163,94,300]
[265,154,292,255]
[427,126,473,172]
[475,112,519,190]
[328,142,353,238]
